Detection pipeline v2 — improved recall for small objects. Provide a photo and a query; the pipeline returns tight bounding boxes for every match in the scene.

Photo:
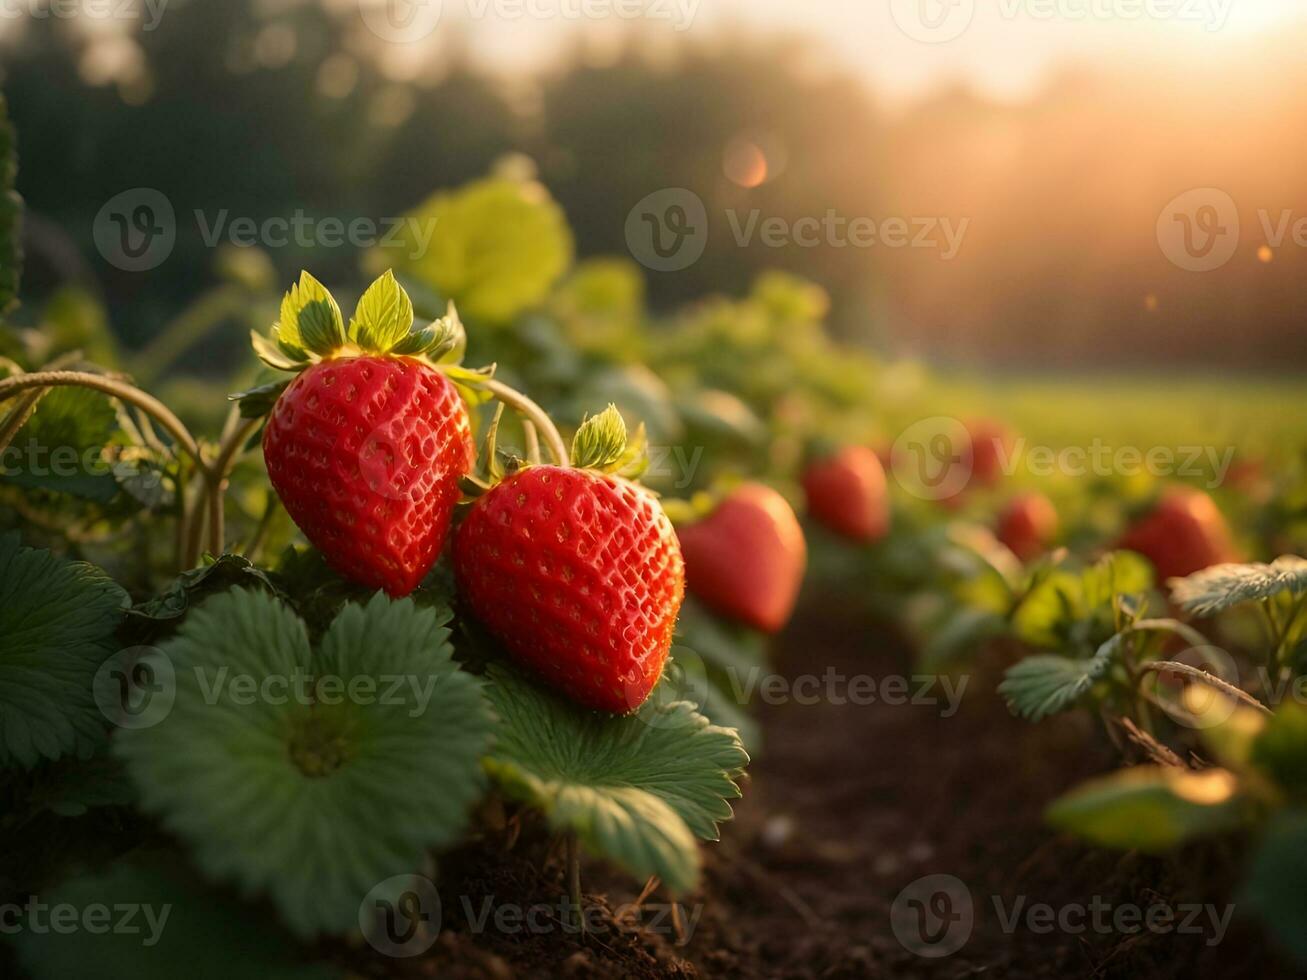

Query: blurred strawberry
[677,483,806,633]
[802,446,890,543]
[997,491,1059,562]
[1117,487,1240,581]
[965,419,1013,487]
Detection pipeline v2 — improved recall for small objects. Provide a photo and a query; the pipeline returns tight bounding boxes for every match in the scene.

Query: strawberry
[239,271,475,596]
[997,491,1059,562]
[454,407,684,713]
[802,445,890,543]
[677,483,806,633]
[1117,487,1240,582]
[965,419,1012,488]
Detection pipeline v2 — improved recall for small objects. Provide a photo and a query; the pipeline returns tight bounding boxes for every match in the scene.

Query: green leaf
[1243,811,1307,966]
[375,175,573,324]
[11,861,341,980]
[230,379,290,419]
[348,269,414,353]
[1011,552,1153,652]
[1047,765,1247,852]
[0,534,128,768]
[483,664,748,894]
[0,92,22,316]
[1252,701,1307,802]
[389,301,465,362]
[998,634,1121,722]
[1171,556,1307,617]
[127,554,278,622]
[27,754,136,817]
[1083,550,1154,610]
[251,329,308,372]
[116,589,494,937]
[1,385,122,502]
[275,271,344,357]
[1011,569,1086,650]
[570,403,629,472]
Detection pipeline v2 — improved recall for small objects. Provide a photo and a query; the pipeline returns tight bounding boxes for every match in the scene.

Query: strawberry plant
[0,175,749,974]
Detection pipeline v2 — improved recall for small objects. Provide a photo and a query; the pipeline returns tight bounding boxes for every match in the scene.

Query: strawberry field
[4,6,1307,979]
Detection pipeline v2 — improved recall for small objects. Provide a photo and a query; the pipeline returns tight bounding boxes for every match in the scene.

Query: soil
[373,604,1300,980]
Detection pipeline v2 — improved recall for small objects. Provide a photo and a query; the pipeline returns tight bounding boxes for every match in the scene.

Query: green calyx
[570,403,648,477]
[234,269,483,418]
[254,269,466,370]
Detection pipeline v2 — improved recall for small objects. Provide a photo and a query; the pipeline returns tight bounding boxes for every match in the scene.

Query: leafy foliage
[1046,765,1247,852]
[273,270,342,358]
[1244,812,1307,967]
[0,92,20,316]
[1011,551,1152,652]
[483,664,748,894]
[0,534,128,768]
[1170,556,1307,617]
[1251,701,1307,803]
[998,634,1120,722]
[116,589,493,936]
[1,386,122,502]
[12,861,341,980]
[127,554,278,622]
[375,174,573,324]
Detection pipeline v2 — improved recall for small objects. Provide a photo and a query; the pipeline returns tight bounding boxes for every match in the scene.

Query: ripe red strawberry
[242,271,474,596]
[1117,487,1240,582]
[997,491,1059,562]
[802,445,890,543]
[454,409,684,713]
[677,483,806,633]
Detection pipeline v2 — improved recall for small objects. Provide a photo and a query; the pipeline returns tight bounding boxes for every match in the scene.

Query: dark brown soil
[397,605,1300,979]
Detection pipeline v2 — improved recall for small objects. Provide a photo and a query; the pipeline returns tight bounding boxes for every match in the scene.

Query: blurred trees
[3,1,1307,369]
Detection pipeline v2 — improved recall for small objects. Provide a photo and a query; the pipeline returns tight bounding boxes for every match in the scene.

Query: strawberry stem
[482,378,568,466]
[0,369,256,572]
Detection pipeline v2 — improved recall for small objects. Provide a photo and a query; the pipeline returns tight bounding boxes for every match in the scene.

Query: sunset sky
[443,0,1307,105]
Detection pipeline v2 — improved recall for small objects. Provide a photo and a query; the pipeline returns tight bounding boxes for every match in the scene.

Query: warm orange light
[1143,294,1159,313]
[723,139,768,189]
[1258,245,1274,263]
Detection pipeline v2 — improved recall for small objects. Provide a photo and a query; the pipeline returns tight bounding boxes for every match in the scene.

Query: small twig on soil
[1118,716,1187,768]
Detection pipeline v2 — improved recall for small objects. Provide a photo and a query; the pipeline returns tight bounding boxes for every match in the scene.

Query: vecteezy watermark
[0,439,165,490]
[93,647,177,731]
[724,210,969,259]
[1157,188,1241,272]
[997,439,1236,488]
[357,0,697,43]
[625,188,709,272]
[360,874,442,958]
[190,667,444,717]
[0,897,171,947]
[459,896,702,943]
[358,875,702,957]
[93,188,438,272]
[624,188,968,271]
[0,0,170,31]
[93,651,448,731]
[892,874,1235,958]
[722,667,969,717]
[1159,189,1307,272]
[888,416,1237,500]
[891,0,1231,44]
